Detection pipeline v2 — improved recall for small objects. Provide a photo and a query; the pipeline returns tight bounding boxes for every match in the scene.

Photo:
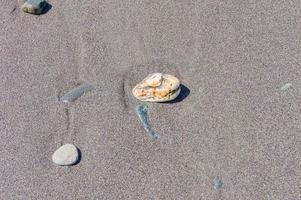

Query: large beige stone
[21,0,46,15]
[132,73,181,102]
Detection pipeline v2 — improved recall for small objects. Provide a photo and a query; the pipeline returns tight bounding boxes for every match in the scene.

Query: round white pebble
[52,144,79,166]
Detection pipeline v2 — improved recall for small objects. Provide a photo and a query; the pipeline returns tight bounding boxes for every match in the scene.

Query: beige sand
[1,0,300,199]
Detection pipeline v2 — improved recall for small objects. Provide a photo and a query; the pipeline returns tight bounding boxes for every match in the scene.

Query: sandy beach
[1,0,301,199]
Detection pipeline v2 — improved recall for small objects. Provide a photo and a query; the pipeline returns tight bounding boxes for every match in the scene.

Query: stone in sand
[61,83,94,103]
[132,73,181,102]
[280,83,292,91]
[135,104,159,140]
[21,0,47,15]
[213,177,223,190]
[52,144,79,166]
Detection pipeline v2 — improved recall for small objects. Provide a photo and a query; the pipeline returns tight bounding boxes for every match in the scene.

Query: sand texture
[1,0,301,199]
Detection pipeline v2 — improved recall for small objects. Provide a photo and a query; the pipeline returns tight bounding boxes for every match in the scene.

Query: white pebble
[280,83,292,91]
[52,144,79,166]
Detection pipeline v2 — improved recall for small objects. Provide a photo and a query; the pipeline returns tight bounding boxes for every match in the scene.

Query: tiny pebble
[52,144,79,166]
[280,83,292,91]
[213,177,223,190]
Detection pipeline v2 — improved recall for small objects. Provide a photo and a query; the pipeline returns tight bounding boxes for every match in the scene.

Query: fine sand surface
[1,0,301,199]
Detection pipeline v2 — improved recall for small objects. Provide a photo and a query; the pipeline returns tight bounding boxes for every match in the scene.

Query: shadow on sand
[162,84,190,104]
[72,148,82,166]
[39,2,52,15]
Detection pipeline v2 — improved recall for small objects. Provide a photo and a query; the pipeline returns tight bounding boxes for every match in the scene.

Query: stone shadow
[40,2,52,15]
[162,84,190,104]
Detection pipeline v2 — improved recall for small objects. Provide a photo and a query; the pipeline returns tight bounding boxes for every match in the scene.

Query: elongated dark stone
[61,83,94,103]
[135,104,159,140]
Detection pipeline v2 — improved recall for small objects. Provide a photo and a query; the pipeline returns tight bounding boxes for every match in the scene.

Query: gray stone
[21,0,47,15]
[135,104,159,140]
[213,177,223,190]
[280,83,292,91]
[61,83,94,103]
[52,144,79,166]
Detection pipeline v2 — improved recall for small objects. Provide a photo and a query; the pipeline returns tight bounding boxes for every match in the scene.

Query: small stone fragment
[280,83,292,91]
[61,83,94,103]
[213,177,223,190]
[21,0,47,15]
[52,144,79,166]
[135,104,159,140]
[132,73,181,102]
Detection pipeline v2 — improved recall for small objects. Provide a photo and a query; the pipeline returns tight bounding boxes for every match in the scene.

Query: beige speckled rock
[132,73,181,102]
[21,0,46,15]
[52,144,79,166]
